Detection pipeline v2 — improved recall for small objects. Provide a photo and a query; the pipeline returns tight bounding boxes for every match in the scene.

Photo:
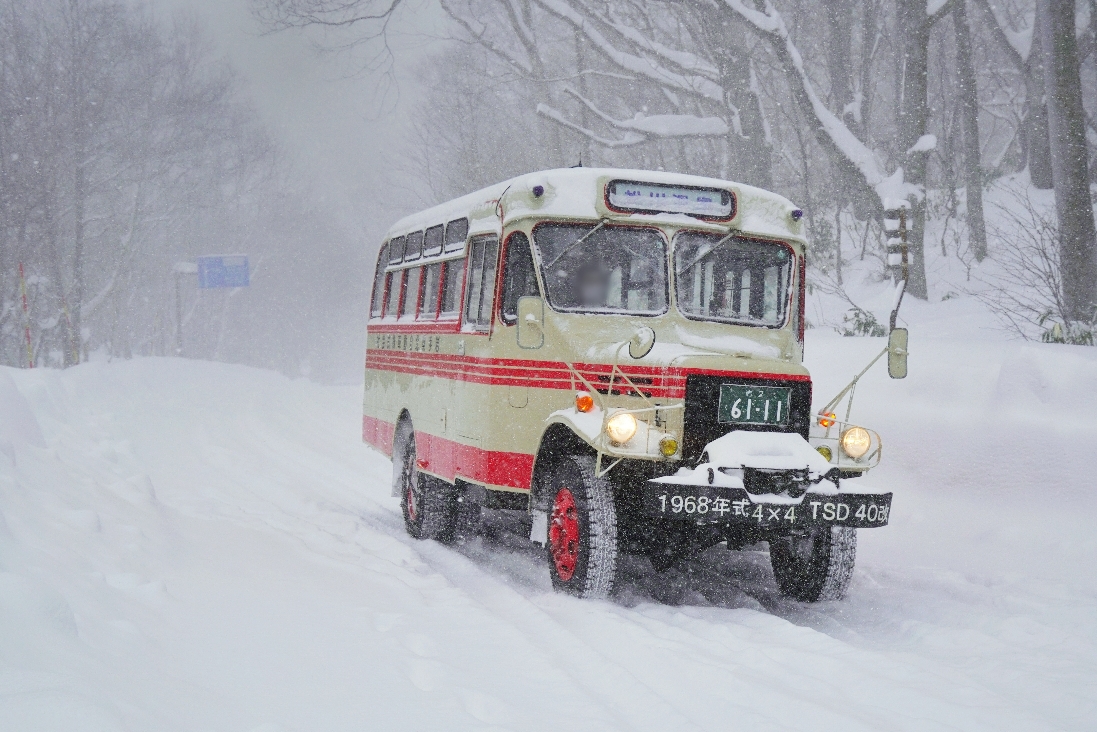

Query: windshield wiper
[675,231,739,276]
[546,219,607,269]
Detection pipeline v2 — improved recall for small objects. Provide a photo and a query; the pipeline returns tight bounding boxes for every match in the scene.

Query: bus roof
[384,168,805,245]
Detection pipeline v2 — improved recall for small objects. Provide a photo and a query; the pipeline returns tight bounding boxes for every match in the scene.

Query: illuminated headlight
[840,426,871,459]
[605,412,638,444]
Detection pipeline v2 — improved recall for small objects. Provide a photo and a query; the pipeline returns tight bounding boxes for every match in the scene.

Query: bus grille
[681,374,812,462]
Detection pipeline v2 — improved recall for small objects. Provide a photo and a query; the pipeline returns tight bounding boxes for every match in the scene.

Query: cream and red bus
[363,168,898,602]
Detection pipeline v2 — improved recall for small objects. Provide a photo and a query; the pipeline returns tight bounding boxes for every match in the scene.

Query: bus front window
[674,231,792,327]
[533,223,667,315]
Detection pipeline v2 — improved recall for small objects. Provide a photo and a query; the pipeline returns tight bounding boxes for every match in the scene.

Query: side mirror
[628,326,656,359]
[888,327,908,379]
[517,296,544,349]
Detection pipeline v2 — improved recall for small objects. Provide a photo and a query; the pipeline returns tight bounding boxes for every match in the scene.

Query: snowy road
[2,335,1096,731]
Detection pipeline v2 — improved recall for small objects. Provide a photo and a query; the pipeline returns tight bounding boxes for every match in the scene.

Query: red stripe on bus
[363,415,534,490]
[365,349,808,397]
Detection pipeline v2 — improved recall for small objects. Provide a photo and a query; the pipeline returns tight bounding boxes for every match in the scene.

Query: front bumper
[642,481,893,529]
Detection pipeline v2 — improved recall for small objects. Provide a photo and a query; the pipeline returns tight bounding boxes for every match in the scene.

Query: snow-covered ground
[2,324,1096,730]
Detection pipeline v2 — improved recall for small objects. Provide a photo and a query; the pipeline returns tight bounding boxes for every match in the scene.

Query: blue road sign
[197,255,249,289]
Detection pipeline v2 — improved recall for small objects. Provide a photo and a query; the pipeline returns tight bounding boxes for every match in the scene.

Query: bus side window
[370,243,388,318]
[401,267,422,319]
[384,270,403,319]
[464,235,499,331]
[440,258,464,318]
[405,230,424,261]
[388,236,406,265]
[445,218,469,252]
[423,225,444,257]
[421,262,442,320]
[501,232,538,324]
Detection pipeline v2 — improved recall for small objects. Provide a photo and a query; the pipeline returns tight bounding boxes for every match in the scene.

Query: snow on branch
[597,6,720,80]
[441,0,536,73]
[723,0,917,205]
[537,87,729,148]
[536,103,646,147]
[563,87,729,137]
[533,0,725,102]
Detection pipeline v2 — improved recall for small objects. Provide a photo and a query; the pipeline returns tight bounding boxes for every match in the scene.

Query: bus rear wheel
[394,420,457,542]
[769,526,857,602]
[543,455,618,598]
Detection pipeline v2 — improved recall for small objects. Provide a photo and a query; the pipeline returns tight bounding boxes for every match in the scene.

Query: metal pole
[18,262,33,368]
[175,272,183,356]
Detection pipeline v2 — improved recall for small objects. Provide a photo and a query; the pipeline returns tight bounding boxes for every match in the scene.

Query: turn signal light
[815,445,833,462]
[575,391,595,413]
[659,436,679,457]
[817,411,837,428]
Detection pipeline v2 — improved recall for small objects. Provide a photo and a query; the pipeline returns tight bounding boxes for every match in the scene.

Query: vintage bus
[364,168,897,602]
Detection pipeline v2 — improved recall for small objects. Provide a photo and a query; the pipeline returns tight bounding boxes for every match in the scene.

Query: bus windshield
[533,223,667,315]
[674,231,792,327]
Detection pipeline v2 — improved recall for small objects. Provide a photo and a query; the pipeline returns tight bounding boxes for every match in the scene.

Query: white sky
[149,0,449,242]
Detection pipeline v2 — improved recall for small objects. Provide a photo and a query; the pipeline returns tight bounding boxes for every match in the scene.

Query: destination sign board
[606,180,735,220]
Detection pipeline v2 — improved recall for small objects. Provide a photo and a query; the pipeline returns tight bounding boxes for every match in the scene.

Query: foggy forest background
[3,0,1097,381]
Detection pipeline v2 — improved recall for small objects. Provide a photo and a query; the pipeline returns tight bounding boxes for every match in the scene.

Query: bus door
[499,231,540,409]
[453,234,499,482]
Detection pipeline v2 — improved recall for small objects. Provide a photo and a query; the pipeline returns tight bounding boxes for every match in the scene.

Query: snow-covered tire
[541,454,618,598]
[394,419,457,542]
[769,526,857,602]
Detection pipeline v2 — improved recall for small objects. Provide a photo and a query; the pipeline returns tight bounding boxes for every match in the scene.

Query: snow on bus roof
[383,167,804,243]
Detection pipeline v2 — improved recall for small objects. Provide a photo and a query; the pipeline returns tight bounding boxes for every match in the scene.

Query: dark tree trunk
[954,0,987,261]
[718,47,773,190]
[897,2,931,300]
[1038,0,1097,323]
[1026,12,1055,189]
[823,0,856,129]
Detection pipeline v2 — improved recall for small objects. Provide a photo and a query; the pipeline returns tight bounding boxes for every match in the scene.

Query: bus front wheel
[394,420,457,542]
[769,526,857,602]
[542,455,618,599]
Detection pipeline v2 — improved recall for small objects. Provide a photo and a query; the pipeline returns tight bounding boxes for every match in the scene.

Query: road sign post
[172,256,249,357]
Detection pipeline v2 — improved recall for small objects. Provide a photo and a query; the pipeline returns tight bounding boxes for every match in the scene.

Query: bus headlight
[605,412,638,444]
[840,426,871,459]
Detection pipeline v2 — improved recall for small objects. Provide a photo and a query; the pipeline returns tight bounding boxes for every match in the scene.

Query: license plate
[643,483,892,528]
[717,384,791,426]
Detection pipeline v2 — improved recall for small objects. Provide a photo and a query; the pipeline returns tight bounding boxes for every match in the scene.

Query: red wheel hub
[549,487,580,581]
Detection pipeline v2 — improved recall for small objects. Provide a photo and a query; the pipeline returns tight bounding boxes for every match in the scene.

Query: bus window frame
[463,234,500,334]
[419,261,444,321]
[499,230,540,325]
[370,243,389,319]
[382,268,404,320]
[388,235,406,265]
[445,218,469,252]
[439,256,466,322]
[399,265,424,321]
[671,229,798,331]
[530,220,671,318]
